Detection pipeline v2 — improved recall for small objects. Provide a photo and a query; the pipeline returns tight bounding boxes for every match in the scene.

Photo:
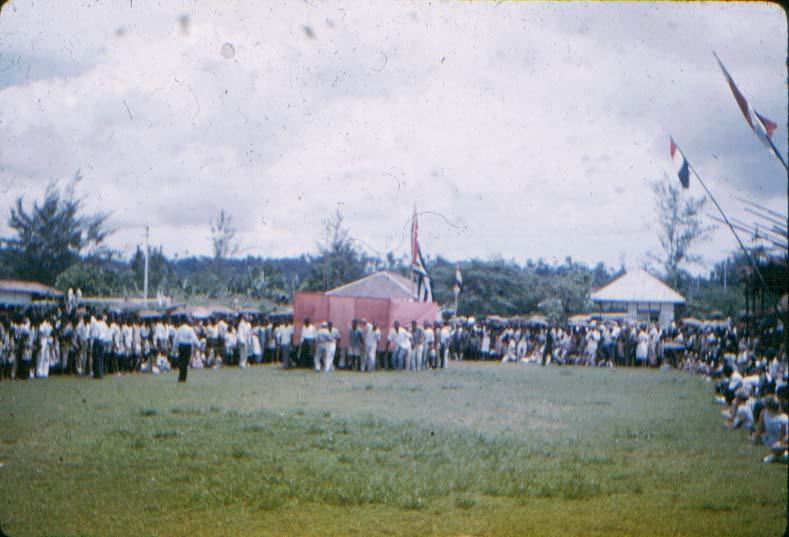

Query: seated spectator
[722,390,754,432]
[754,395,788,463]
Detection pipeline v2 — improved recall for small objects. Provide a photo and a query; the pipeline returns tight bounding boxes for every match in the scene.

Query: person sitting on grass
[753,395,788,463]
[715,364,743,405]
[722,390,754,432]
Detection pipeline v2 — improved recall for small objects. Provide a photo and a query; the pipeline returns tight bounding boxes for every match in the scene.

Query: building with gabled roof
[590,269,685,328]
[293,271,438,352]
[325,271,416,300]
[0,279,63,306]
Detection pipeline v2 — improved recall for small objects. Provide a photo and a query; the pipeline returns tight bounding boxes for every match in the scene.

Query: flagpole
[686,161,781,316]
[763,134,789,172]
[411,205,416,300]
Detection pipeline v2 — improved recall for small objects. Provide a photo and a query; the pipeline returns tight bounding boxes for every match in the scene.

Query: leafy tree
[209,209,238,277]
[130,245,172,294]
[55,261,132,297]
[303,209,372,291]
[5,181,111,284]
[650,175,714,290]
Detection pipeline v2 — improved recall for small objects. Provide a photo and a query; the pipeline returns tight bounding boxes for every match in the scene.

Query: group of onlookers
[293,318,452,372]
[715,355,788,464]
[0,309,296,380]
[1,305,786,466]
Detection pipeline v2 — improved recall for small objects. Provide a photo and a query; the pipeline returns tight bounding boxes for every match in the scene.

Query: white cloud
[0,1,785,274]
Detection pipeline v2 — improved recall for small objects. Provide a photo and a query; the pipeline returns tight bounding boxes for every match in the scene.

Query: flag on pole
[713,52,779,153]
[411,209,432,302]
[453,264,463,294]
[669,137,694,189]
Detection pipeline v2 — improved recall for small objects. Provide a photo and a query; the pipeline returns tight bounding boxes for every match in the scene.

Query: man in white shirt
[387,321,412,371]
[35,317,53,379]
[363,320,381,372]
[423,321,435,369]
[237,315,252,368]
[278,322,294,368]
[93,314,110,379]
[298,318,316,368]
[75,314,89,376]
[326,322,340,372]
[314,322,331,372]
[439,323,451,369]
[174,316,200,383]
[386,321,401,370]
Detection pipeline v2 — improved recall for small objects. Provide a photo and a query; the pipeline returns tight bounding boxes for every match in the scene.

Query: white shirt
[237,320,251,346]
[300,324,316,343]
[365,325,381,348]
[424,327,435,345]
[95,320,111,343]
[76,320,89,343]
[278,324,293,346]
[440,326,451,344]
[316,327,332,345]
[395,328,413,351]
[154,322,167,342]
[174,324,200,347]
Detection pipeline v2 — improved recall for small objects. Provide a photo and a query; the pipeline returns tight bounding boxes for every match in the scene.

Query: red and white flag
[713,52,779,155]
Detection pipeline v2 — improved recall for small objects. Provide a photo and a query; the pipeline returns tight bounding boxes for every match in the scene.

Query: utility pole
[143,226,150,305]
[723,260,727,291]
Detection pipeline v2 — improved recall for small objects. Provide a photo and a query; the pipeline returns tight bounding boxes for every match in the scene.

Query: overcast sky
[0,2,786,274]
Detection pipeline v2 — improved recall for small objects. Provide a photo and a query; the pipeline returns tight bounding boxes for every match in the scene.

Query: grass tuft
[152,430,180,440]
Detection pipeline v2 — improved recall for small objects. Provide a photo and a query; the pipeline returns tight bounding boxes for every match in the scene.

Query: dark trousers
[93,341,105,379]
[178,344,191,383]
[298,341,314,368]
[280,345,292,368]
[542,345,552,365]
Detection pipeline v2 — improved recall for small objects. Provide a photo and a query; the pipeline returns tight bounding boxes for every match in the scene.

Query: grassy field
[0,363,785,537]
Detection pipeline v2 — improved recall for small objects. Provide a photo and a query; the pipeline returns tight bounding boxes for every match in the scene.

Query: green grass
[0,363,784,536]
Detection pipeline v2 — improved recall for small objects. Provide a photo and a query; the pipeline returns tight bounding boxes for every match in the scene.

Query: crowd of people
[1,305,786,464]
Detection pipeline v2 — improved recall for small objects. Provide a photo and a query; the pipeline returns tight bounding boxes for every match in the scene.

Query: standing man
[411,321,425,371]
[363,320,381,372]
[326,321,340,372]
[174,316,200,383]
[387,320,402,370]
[542,327,554,366]
[348,319,364,371]
[298,318,316,369]
[423,321,435,370]
[314,322,331,372]
[75,314,89,375]
[93,313,110,379]
[265,319,278,364]
[278,320,293,368]
[237,315,251,369]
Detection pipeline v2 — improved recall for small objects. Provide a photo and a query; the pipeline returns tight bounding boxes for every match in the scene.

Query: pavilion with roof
[590,269,685,328]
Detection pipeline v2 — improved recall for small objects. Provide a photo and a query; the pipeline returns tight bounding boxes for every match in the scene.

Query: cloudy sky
[0,1,786,273]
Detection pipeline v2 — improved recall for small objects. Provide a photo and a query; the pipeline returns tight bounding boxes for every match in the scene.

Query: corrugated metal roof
[0,279,63,297]
[326,271,416,300]
[590,270,685,304]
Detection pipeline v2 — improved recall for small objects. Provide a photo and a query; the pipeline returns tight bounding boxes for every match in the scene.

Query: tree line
[0,175,767,319]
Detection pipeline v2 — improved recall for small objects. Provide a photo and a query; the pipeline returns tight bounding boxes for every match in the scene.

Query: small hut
[590,270,684,328]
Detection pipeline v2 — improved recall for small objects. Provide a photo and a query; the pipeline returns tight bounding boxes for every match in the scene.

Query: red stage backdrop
[293,293,440,349]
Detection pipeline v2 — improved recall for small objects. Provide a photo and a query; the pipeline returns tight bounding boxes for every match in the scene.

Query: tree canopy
[5,181,111,285]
